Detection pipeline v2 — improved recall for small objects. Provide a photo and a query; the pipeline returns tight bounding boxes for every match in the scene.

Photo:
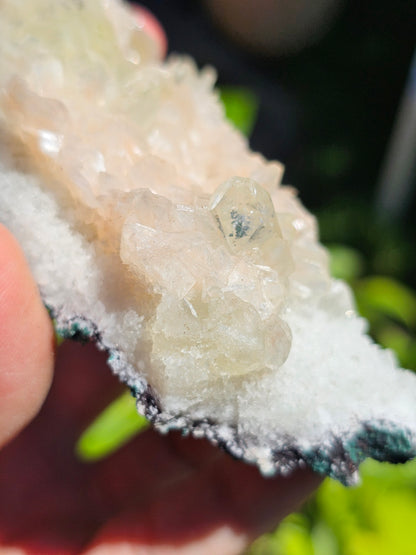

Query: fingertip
[130,5,168,59]
[0,224,54,447]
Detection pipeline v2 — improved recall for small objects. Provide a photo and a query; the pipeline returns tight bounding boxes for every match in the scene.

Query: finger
[82,447,320,555]
[213,459,322,541]
[0,224,54,447]
[130,4,168,59]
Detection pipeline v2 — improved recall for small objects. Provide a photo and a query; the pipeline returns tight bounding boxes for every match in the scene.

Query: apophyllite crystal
[0,0,415,484]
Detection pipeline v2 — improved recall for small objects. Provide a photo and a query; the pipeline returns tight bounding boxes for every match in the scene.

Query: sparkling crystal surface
[1,0,416,483]
[0,0,312,403]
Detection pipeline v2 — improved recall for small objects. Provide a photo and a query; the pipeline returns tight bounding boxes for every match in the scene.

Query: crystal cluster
[0,0,329,401]
[1,0,415,483]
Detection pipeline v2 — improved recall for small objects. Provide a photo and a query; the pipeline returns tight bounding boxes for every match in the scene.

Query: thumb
[0,224,54,447]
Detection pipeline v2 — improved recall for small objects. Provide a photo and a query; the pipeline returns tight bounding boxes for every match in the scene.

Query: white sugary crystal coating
[0,0,415,476]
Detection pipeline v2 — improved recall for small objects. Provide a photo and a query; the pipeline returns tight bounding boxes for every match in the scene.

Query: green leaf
[76,390,149,462]
[248,514,314,555]
[348,490,416,555]
[360,458,416,487]
[55,330,65,347]
[327,244,365,281]
[51,319,65,346]
[375,322,416,370]
[354,276,416,328]
[310,522,339,555]
[219,86,259,137]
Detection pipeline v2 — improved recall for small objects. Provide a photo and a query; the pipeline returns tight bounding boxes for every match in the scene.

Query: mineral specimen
[0,0,415,484]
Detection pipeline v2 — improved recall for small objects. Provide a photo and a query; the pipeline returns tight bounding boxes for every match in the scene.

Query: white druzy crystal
[0,0,415,483]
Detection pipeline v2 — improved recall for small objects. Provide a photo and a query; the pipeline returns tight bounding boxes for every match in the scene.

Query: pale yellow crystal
[210,177,281,253]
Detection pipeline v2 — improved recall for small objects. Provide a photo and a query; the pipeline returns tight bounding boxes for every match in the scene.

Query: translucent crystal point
[210,176,281,253]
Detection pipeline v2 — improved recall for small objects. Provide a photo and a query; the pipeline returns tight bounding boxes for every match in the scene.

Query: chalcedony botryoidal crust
[0,0,415,484]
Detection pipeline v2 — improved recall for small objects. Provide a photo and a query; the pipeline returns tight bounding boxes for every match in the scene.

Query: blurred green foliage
[248,458,416,555]
[219,86,259,137]
[76,390,149,462]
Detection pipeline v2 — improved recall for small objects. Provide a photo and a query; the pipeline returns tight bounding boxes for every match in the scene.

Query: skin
[0,8,321,554]
[203,0,342,55]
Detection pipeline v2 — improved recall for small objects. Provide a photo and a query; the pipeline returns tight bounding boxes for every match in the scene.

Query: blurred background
[131,1,416,552]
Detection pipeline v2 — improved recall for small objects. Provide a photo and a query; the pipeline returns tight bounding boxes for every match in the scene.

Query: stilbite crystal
[0,0,416,484]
